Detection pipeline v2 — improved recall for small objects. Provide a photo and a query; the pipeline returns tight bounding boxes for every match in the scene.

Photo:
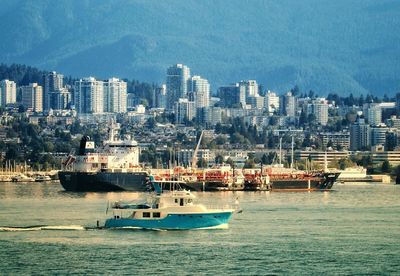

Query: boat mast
[279,137,282,166]
[291,135,294,169]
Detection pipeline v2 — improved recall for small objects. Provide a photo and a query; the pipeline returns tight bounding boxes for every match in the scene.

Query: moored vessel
[59,123,149,192]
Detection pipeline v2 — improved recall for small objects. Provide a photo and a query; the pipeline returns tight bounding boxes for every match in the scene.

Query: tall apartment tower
[308,98,329,126]
[280,91,296,117]
[48,88,71,110]
[166,64,190,110]
[155,84,167,109]
[366,103,382,126]
[21,83,43,112]
[174,98,196,124]
[239,80,259,98]
[264,90,280,115]
[188,75,210,109]
[103,78,127,113]
[0,79,17,107]
[74,77,104,114]
[43,71,64,111]
[350,118,370,151]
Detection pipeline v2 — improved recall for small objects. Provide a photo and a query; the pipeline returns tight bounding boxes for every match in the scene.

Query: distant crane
[191,131,204,169]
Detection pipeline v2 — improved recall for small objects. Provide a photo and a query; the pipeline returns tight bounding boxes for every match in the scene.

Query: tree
[381,160,391,173]
[5,145,19,160]
[290,85,300,96]
[197,158,207,168]
[215,155,224,164]
[243,159,255,168]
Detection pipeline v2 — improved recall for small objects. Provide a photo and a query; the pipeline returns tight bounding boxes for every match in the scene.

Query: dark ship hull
[59,171,150,192]
[270,172,340,191]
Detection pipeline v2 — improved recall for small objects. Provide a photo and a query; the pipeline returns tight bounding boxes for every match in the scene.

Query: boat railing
[204,204,236,211]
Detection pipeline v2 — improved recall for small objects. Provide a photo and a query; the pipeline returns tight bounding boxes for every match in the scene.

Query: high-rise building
[43,72,64,111]
[103,78,127,113]
[370,125,389,147]
[247,96,264,109]
[350,118,370,151]
[264,91,280,115]
[188,75,210,109]
[166,64,190,109]
[217,83,245,108]
[48,88,71,110]
[308,98,329,125]
[366,103,382,126]
[21,83,43,112]
[174,98,195,124]
[280,91,296,117]
[0,79,17,107]
[239,80,259,100]
[155,84,167,109]
[74,77,104,114]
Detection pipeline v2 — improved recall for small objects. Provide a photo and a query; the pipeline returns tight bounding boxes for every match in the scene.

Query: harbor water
[0,182,399,275]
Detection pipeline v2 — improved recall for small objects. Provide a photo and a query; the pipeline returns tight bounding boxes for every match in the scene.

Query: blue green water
[0,182,399,275]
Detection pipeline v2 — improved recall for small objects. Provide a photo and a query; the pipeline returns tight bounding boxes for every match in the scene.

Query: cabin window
[143,212,150,218]
[180,198,184,206]
[175,199,178,203]
[153,212,161,218]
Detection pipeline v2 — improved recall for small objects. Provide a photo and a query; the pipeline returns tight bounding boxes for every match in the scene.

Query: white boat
[104,180,235,230]
[35,175,52,182]
[11,174,35,182]
[337,167,369,182]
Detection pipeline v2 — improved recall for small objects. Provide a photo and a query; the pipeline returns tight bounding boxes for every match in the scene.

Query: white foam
[0,227,42,232]
[194,223,229,230]
[0,225,86,232]
[41,225,85,231]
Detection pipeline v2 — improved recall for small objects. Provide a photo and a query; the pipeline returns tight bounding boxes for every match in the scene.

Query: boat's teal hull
[104,211,233,230]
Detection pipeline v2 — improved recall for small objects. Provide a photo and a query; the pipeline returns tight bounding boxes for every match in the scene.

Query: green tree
[381,160,391,173]
[215,155,224,164]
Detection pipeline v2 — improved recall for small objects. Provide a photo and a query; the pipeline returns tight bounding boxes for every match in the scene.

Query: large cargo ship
[59,124,339,192]
[59,123,150,192]
[242,166,340,191]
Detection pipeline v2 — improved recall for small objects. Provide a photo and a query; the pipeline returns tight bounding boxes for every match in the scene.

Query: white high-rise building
[0,79,17,107]
[264,91,280,115]
[240,80,259,98]
[174,98,195,124]
[21,83,43,112]
[240,80,259,106]
[366,103,382,126]
[280,91,296,117]
[166,64,191,109]
[74,77,104,114]
[155,84,167,109]
[188,75,210,109]
[103,78,127,113]
[307,98,329,126]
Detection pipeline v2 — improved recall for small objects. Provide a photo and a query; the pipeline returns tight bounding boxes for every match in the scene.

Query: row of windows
[143,212,161,218]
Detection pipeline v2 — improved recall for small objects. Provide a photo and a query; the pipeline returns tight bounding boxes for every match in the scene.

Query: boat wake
[0,225,86,232]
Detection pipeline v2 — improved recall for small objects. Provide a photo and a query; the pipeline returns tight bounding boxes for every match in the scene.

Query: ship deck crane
[191,131,204,169]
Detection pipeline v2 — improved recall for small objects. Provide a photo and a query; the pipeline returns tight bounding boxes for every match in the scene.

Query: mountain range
[0,0,399,95]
